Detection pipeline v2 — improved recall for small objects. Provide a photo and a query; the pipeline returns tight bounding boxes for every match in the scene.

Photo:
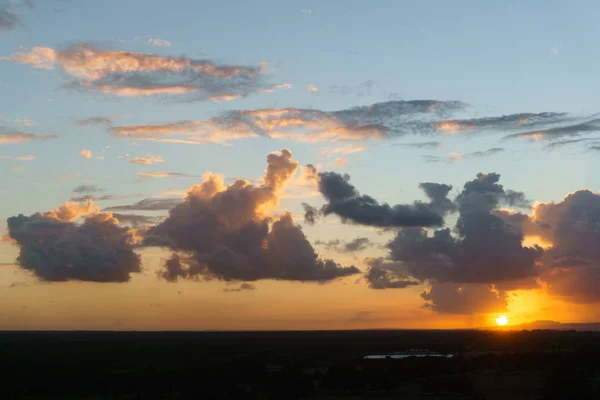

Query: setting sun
[496,316,508,326]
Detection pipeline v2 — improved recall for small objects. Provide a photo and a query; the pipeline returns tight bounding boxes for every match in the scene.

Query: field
[1,329,599,399]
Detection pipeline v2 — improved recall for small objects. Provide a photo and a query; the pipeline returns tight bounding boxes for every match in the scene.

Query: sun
[496,316,508,326]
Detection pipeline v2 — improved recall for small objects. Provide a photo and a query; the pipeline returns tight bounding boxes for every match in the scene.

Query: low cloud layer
[2,43,286,101]
[6,200,141,282]
[147,150,359,282]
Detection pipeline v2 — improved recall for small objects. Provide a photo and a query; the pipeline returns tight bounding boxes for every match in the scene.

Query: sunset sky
[2,0,600,330]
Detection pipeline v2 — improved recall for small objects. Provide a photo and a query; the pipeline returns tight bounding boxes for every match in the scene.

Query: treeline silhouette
[1,330,600,399]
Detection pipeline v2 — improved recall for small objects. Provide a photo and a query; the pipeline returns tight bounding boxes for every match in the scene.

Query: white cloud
[307,84,319,93]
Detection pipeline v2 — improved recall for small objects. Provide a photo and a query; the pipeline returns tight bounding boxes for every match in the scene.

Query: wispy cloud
[1,43,287,101]
[0,131,58,144]
[307,84,319,93]
[110,100,467,145]
[129,155,164,165]
[423,148,504,163]
[394,140,443,149]
[136,171,198,181]
[103,197,182,211]
[503,119,600,141]
[75,116,113,126]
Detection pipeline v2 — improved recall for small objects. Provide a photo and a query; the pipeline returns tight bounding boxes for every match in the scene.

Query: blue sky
[1,0,600,329]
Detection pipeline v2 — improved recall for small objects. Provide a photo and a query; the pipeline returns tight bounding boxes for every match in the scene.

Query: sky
[1,0,600,331]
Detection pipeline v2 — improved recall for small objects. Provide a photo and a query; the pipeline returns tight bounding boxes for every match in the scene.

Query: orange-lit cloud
[0,132,58,144]
[79,149,92,159]
[1,43,281,101]
[129,155,164,165]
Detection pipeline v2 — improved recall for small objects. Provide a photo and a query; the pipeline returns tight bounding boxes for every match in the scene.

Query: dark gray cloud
[149,150,359,282]
[503,119,600,141]
[103,197,182,211]
[223,282,256,292]
[363,173,541,313]
[363,257,419,289]
[418,182,456,215]
[316,171,446,228]
[495,190,600,303]
[72,184,102,194]
[0,3,19,31]
[75,117,113,126]
[421,283,508,314]
[302,202,319,225]
[315,237,373,253]
[6,208,141,282]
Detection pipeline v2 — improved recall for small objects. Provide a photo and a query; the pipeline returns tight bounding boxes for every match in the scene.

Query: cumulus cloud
[129,155,164,165]
[302,202,319,225]
[495,190,600,303]
[362,173,541,312]
[421,283,508,314]
[315,170,446,228]
[6,199,141,282]
[148,150,359,282]
[2,43,283,101]
[75,116,113,126]
[307,84,319,93]
[0,131,58,144]
[316,237,373,253]
[79,149,92,158]
[109,100,468,145]
[363,257,420,289]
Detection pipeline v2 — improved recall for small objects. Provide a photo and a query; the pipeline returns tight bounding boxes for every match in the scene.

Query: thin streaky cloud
[0,132,58,144]
[502,119,600,141]
[75,117,113,126]
[1,43,288,102]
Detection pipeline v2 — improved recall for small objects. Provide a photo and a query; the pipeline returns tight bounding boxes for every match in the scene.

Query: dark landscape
[2,329,600,399]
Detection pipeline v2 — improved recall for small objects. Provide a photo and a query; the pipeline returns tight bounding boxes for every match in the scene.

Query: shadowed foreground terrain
[2,330,600,399]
